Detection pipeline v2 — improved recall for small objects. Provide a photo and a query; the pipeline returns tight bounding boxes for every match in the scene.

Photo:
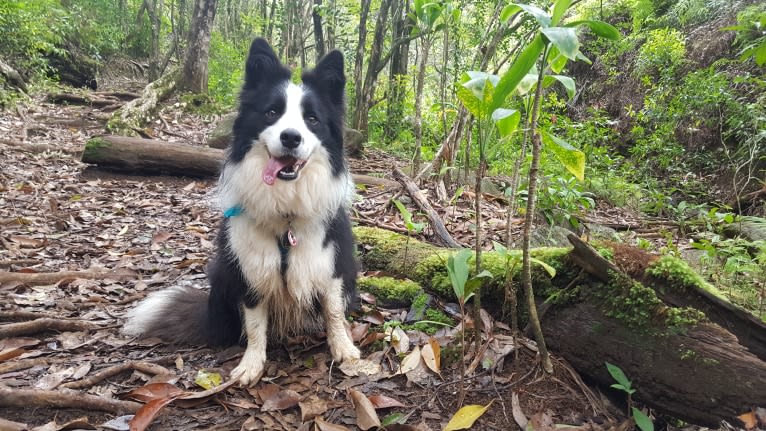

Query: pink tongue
[263,157,289,185]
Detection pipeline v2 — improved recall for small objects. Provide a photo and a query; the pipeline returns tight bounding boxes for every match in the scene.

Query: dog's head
[230,38,346,185]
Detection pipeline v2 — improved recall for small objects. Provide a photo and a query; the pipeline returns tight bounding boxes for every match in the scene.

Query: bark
[0,388,141,414]
[106,69,180,136]
[350,0,372,133]
[180,0,218,93]
[383,1,411,142]
[0,58,28,93]
[81,135,396,187]
[352,226,766,427]
[412,36,431,175]
[312,0,325,61]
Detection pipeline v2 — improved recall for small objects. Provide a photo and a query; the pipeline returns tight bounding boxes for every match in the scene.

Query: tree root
[0,318,99,338]
[62,361,172,389]
[0,388,141,414]
[0,268,137,287]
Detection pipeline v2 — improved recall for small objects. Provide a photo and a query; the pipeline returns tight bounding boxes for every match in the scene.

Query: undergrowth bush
[635,28,686,80]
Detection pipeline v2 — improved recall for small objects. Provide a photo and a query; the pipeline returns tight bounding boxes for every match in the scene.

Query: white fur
[122,288,182,336]
[220,82,358,385]
[259,84,320,161]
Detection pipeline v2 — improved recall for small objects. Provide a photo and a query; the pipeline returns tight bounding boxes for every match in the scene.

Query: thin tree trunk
[312,0,325,61]
[412,36,430,175]
[521,47,553,374]
[384,0,411,143]
[351,0,372,131]
[180,0,217,93]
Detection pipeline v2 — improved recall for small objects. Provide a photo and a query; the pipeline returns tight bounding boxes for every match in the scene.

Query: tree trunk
[0,58,28,93]
[351,0,372,132]
[351,226,766,427]
[383,0,411,143]
[312,0,325,61]
[412,36,430,175]
[180,0,217,93]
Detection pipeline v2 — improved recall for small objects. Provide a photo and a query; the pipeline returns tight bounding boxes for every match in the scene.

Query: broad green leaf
[540,27,580,60]
[541,131,585,181]
[550,0,573,26]
[443,401,494,431]
[543,75,576,100]
[464,270,493,298]
[492,240,508,258]
[756,42,766,66]
[566,20,621,40]
[500,4,521,22]
[632,408,654,431]
[517,71,539,95]
[492,108,521,137]
[447,249,473,299]
[491,35,545,111]
[530,257,556,277]
[605,362,632,390]
[459,72,499,117]
[546,45,568,73]
[515,4,551,28]
[456,85,483,117]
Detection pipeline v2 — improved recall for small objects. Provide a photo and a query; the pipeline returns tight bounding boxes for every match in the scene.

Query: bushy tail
[122,286,212,345]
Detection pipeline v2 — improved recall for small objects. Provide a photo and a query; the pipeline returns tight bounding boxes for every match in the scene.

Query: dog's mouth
[263,155,307,185]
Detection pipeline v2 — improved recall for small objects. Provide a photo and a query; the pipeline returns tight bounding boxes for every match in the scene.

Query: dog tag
[287,229,298,246]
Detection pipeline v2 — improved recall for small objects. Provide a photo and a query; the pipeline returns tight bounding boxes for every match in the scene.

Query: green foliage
[725,4,766,66]
[393,199,427,234]
[0,0,64,73]
[635,28,686,80]
[208,33,246,108]
[534,176,595,229]
[606,362,654,431]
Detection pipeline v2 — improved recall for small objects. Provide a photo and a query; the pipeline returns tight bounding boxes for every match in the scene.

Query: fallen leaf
[739,412,757,430]
[398,345,421,375]
[35,366,74,390]
[261,389,302,412]
[339,358,382,377]
[421,339,441,376]
[71,362,92,380]
[368,394,406,409]
[511,392,528,430]
[388,326,410,354]
[151,231,172,244]
[129,396,178,431]
[0,337,39,361]
[351,322,370,342]
[123,383,185,402]
[254,383,281,403]
[443,401,494,431]
[100,415,134,431]
[299,395,329,421]
[529,411,556,431]
[362,310,385,325]
[348,389,381,430]
[194,369,222,390]
[314,416,351,431]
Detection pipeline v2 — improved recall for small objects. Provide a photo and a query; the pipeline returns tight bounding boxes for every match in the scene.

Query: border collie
[123,38,361,385]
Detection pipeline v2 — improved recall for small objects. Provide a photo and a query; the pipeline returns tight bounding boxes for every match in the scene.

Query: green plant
[392,199,427,271]
[725,5,766,66]
[635,27,686,80]
[606,362,654,431]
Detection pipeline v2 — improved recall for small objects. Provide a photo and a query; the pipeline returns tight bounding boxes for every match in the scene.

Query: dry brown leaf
[128,396,179,431]
[151,231,172,244]
[254,383,281,403]
[123,383,185,403]
[738,411,757,430]
[368,394,406,409]
[34,366,74,390]
[314,416,351,431]
[350,322,369,343]
[529,411,556,431]
[398,345,421,375]
[299,395,329,421]
[348,389,381,430]
[338,358,382,377]
[261,389,302,412]
[362,310,385,325]
[421,338,441,376]
[511,392,528,430]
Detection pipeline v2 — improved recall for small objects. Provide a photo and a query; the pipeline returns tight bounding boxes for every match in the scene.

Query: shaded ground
[0,93,647,430]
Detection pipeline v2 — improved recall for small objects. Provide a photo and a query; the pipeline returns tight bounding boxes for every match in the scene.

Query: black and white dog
[123,38,360,385]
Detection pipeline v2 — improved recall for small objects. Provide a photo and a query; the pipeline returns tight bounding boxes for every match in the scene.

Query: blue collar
[223,205,245,218]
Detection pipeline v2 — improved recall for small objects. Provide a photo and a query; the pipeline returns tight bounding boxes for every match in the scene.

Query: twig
[350,215,411,235]
[0,388,141,414]
[62,361,172,389]
[0,310,58,321]
[0,259,42,268]
[0,318,99,338]
[0,358,51,374]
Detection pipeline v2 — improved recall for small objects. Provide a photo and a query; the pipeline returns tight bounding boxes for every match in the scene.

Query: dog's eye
[265,109,278,119]
[307,115,319,125]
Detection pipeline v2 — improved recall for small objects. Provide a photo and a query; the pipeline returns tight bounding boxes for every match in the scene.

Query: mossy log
[81,136,399,188]
[106,69,179,136]
[353,226,766,426]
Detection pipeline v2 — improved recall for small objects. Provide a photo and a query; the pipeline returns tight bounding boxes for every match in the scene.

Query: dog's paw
[330,342,361,362]
[231,351,265,386]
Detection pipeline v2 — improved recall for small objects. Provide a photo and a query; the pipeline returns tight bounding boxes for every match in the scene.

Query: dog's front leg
[322,279,361,362]
[231,302,269,386]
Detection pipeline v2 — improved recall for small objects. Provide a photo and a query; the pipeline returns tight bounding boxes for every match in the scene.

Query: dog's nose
[280,129,302,149]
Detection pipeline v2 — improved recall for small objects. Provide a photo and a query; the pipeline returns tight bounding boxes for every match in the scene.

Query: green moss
[82,137,112,161]
[405,308,455,335]
[357,276,422,306]
[665,307,706,332]
[646,255,726,299]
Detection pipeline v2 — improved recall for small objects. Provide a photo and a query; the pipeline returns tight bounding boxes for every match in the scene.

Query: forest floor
[0,89,713,431]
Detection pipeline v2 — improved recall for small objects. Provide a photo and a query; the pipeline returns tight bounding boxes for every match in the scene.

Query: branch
[0,388,141,414]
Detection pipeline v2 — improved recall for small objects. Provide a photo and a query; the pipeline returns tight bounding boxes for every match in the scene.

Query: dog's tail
[122,287,221,346]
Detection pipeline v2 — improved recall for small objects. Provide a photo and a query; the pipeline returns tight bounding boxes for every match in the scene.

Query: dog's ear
[244,38,287,87]
[303,50,345,107]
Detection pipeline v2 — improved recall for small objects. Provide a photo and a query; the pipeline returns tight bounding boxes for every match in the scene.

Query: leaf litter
[0,94,621,430]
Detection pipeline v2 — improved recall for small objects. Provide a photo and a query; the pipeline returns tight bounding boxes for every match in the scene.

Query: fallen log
[106,69,179,136]
[352,226,766,426]
[81,135,400,188]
